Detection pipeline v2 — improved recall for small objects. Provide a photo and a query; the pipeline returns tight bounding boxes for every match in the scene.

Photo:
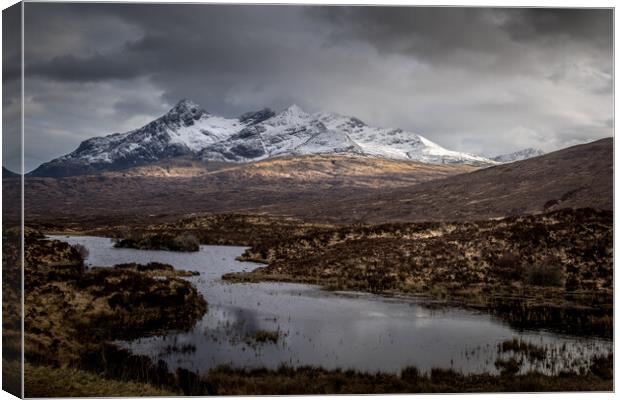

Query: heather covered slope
[19,155,474,225]
[14,138,612,226]
[323,138,613,223]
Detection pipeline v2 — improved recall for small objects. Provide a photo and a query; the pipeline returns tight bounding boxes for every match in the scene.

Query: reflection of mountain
[21,138,612,225]
[30,99,496,177]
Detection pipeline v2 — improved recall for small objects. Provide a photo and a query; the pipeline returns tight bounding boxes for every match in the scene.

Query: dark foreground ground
[2,206,613,396]
[2,139,613,395]
[9,357,613,397]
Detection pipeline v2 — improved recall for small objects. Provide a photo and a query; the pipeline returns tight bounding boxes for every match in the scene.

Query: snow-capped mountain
[491,148,545,163]
[31,99,496,177]
[31,100,249,176]
[316,112,494,165]
[198,105,365,162]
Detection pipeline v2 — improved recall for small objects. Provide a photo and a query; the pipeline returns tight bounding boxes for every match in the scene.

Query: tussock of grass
[252,330,280,343]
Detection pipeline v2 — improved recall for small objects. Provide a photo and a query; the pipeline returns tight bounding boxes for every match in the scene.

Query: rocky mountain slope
[30,100,495,177]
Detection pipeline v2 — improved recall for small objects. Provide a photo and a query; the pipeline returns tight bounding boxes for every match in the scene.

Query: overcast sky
[3,4,613,172]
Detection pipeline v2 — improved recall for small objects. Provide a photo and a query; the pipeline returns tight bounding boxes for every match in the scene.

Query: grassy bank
[204,357,613,395]
[24,239,207,366]
[2,232,209,396]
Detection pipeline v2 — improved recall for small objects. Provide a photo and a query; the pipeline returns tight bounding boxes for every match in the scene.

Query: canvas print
[1,2,614,397]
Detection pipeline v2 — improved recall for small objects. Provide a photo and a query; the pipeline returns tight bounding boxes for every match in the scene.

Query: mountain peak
[266,104,311,127]
[174,98,201,109]
[163,99,209,126]
[282,104,307,116]
[168,99,207,117]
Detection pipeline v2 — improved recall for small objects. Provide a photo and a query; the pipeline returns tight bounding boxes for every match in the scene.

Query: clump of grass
[493,251,524,281]
[523,257,565,287]
[494,357,523,376]
[589,353,613,380]
[162,343,197,354]
[71,243,89,262]
[252,330,280,343]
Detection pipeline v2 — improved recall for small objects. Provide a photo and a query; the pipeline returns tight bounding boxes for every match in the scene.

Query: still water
[51,235,612,375]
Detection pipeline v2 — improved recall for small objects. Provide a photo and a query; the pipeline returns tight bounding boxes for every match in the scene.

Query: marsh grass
[203,363,613,395]
[499,338,547,362]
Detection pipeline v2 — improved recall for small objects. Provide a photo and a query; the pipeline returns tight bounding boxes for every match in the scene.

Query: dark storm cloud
[24,4,329,113]
[29,53,145,81]
[311,7,612,70]
[503,8,612,46]
[19,3,613,172]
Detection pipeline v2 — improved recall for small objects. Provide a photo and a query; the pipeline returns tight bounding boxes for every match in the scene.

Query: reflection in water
[51,235,613,376]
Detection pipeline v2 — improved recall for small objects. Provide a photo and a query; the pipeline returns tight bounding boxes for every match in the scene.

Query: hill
[328,138,612,223]
[19,138,611,226]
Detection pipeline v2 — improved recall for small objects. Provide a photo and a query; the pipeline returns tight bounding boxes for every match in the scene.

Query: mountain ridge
[491,148,545,163]
[30,99,501,177]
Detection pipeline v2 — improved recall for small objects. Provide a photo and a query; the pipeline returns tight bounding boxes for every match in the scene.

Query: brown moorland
[223,208,613,337]
[15,154,474,226]
[10,138,612,227]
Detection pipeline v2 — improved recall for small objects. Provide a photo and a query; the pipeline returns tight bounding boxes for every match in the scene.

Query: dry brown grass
[23,362,177,397]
